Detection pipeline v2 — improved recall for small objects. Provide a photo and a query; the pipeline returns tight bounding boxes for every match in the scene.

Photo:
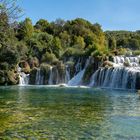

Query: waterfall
[89,67,139,89]
[19,73,29,85]
[18,67,29,86]
[113,56,140,67]
[89,56,140,89]
[68,69,85,86]
[75,58,82,74]
[48,67,53,85]
[68,58,90,86]
[17,55,140,89]
[65,66,71,83]
[35,69,44,85]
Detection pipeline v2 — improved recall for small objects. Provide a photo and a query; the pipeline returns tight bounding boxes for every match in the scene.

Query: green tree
[59,31,71,48]
[0,46,19,69]
[17,18,34,40]
[108,37,116,49]
[35,19,49,32]
[73,36,85,49]
[51,37,62,58]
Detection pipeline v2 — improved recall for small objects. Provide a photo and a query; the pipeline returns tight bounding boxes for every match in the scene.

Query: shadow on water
[0,86,140,139]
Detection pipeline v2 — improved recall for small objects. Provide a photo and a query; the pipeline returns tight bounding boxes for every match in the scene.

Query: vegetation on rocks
[0,0,140,85]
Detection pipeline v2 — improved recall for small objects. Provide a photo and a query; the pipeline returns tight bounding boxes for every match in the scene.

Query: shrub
[63,47,84,58]
[133,50,140,56]
[0,62,9,70]
[41,52,58,64]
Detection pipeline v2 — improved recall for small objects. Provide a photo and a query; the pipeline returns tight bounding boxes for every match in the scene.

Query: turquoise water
[0,86,140,139]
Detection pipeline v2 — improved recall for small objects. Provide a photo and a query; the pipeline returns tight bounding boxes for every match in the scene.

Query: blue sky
[18,0,140,31]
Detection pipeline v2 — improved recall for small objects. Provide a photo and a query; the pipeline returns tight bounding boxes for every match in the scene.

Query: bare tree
[0,0,22,23]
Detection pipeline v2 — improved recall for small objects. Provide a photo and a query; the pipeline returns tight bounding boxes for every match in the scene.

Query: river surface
[0,86,140,139]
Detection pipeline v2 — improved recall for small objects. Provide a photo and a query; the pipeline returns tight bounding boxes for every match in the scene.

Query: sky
[18,0,140,31]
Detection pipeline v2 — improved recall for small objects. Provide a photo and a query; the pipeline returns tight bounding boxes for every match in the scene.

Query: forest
[0,0,140,85]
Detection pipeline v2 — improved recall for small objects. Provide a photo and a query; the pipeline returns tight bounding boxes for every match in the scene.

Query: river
[0,86,140,139]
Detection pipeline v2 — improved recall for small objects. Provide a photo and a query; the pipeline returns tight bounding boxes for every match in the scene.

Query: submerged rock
[29,67,38,85]
[58,84,67,87]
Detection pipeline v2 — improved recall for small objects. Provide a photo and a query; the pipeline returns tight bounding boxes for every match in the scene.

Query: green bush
[41,52,58,64]
[40,63,51,71]
[133,50,140,56]
[0,46,19,68]
[63,47,84,58]
[0,62,9,70]
[66,61,74,67]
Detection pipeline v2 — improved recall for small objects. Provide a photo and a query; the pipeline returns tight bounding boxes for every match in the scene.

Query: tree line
[0,0,140,82]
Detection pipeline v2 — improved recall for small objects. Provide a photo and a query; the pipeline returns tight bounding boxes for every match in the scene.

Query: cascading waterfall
[32,57,88,86]
[18,67,29,86]
[68,69,85,86]
[89,56,140,89]
[75,58,82,74]
[21,55,140,89]
[89,67,139,89]
[19,73,29,85]
[34,66,69,85]
[48,67,53,85]
[65,66,71,83]
[68,58,90,86]
[113,56,140,67]
[35,69,44,85]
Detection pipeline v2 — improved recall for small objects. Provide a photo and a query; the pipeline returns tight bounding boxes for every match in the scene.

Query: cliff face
[0,70,19,85]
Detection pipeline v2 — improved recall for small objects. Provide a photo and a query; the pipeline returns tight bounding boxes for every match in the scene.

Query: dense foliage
[15,18,108,61]
[0,0,140,85]
[105,31,140,55]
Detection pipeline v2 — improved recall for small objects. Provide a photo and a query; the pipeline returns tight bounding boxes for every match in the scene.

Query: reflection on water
[0,86,140,139]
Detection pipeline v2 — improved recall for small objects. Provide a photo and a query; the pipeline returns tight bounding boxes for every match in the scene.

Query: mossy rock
[123,61,130,67]
[40,64,51,84]
[0,70,18,85]
[0,71,6,85]
[29,67,38,85]
[19,61,31,73]
[40,63,51,72]
[7,71,18,85]
[102,61,113,67]
[57,64,66,83]
[28,57,39,69]
[66,61,74,67]
[41,52,58,64]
